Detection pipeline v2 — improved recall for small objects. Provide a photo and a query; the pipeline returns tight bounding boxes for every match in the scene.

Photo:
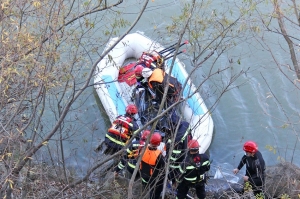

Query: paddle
[159,40,189,54]
[164,49,186,60]
[162,48,177,58]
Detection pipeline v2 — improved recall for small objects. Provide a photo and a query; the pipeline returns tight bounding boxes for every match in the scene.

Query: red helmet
[150,132,162,146]
[243,141,258,153]
[135,65,144,77]
[141,130,151,140]
[125,104,138,115]
[188,139,200,150]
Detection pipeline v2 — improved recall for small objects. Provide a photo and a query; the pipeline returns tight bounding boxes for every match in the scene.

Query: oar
[159,40,188,54]
[164,49,186,60]
[162,48,177,58]
[159,40,189,54]
[162,43,187,58]
[158,42,178,54]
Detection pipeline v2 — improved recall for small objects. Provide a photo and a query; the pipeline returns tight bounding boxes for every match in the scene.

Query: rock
[96,162,300,199]
[265,162,300,198]
[46,187,59,196]
[206,179,243,198]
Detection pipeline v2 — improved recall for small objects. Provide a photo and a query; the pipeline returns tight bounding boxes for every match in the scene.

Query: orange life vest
[108,116,132,140]
[148,68,181,93]
[148,69,168,88]
[140,147,161,176]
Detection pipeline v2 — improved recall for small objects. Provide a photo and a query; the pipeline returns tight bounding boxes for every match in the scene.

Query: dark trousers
[104,137,123,155]
[142,177,164,199]
[176,180,206,199]
[126,166,140,180]
[249,177,264,196]
[168,168,180,184]
[103,144,119,155]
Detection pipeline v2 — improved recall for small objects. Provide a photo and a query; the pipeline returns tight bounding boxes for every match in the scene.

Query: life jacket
[148,68,164,88]
[108,116,133,140]
[148,68,182,96]
[140,147,161,176]
[139,51,163,69]
[128,140,145,158]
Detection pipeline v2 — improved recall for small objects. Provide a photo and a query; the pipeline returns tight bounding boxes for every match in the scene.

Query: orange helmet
[125,104,138,115]
[243,141,258,153]
[135,65,144,77]
[150,132,162,146]
[141,130,151,140]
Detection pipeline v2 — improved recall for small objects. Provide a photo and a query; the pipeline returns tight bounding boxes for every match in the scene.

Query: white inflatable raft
[94,32,214,153]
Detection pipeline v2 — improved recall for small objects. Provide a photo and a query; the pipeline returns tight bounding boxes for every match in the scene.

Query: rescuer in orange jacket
[104,104,139,155]
[140,133,165,199]
[114,130,151,177]
[142,67,182,106]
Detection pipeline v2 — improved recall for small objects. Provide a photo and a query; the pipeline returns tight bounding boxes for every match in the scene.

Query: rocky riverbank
[1,152,299,199]
[97,162,300,199]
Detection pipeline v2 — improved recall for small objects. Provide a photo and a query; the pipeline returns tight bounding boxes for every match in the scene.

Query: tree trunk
[274,0,300,80]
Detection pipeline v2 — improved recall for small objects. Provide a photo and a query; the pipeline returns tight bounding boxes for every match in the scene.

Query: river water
[56,0,300,177]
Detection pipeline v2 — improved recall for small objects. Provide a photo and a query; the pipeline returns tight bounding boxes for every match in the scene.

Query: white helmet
[142,68,153,78]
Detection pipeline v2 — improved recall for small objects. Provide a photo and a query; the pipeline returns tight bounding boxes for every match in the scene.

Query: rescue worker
[114,130,151,177]
[233,140,266,196]
[104,104,139,155]
[140,132,165,199]
[176,140,210,199]
[141,67,182,106]
[134,64,147,86]
[167,120,191,184]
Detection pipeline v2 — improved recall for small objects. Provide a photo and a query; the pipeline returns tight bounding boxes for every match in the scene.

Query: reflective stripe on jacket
[114,140,145,173]
[169,122,191,168]
[105,134,126,146]
[108,116,133,139]
[178,154,210,183]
